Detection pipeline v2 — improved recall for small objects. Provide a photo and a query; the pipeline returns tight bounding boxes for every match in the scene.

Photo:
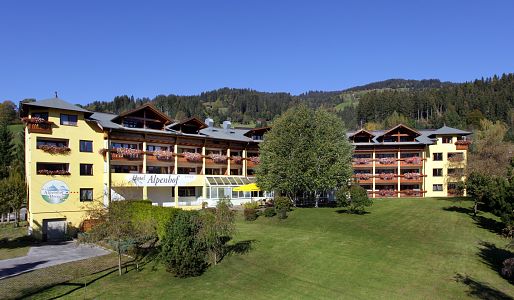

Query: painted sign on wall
[41,180,70,204]
[127,174,198,187]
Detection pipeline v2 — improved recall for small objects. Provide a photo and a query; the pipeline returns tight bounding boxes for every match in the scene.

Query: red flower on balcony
[22,117,48,124]
[403,189,420,196]
[378,189,396,197]
[355,173,371,180]
[378,157,396,164]
[116,147,143,158]
[37,169,71,175]
[455,140,472,145]
[153,150,174,160]
[404,157,422,164]
[448,155,464,163]
[39,145,71,154]
[353,158,371,164]
[209,153,228,163]
[403,172,421,180]
[183,152,202,163]
[249,156,260,164]
[379,173,395,180]
[232,156,243,164]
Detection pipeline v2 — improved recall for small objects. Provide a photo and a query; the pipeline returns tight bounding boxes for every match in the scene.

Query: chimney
[205,117,214,129]
[222,120,231,131]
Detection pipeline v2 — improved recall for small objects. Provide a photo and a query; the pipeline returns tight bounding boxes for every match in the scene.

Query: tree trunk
[473,201,478,217]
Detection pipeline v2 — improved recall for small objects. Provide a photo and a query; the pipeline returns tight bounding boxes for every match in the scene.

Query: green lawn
[0,222,33,260]
[23,198,514,299]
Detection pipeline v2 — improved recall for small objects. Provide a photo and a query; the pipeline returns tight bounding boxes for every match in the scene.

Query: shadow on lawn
[442,206,505,236]
[0,235,37,251]
[224,240,256,256]
[478,241,514,281]
[334,209,370,215]
[454,273,513,300]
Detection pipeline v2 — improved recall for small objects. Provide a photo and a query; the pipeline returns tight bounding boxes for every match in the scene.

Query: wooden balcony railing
[455,140,471,150]
[26,121,54,134]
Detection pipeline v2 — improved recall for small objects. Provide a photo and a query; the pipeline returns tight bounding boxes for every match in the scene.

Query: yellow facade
[25,108,105,239]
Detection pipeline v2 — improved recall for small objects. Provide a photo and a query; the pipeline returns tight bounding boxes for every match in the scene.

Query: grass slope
[0,223,32,260]
[30,199,514,299]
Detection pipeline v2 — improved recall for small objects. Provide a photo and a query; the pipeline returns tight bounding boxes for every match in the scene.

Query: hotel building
[21,98,470,240]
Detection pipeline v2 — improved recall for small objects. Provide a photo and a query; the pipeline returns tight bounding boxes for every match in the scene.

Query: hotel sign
[126,174,198,187]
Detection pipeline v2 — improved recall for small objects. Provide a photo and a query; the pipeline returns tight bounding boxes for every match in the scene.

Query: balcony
[147,150,174,162]
[375,157,397,168]
[400,157,423,167]
[246,157,260,168]
[26,120,54,134]
[455,140,471,150]
[352,158,372,168]
[353,174,372,184]
[399,173,424,183]
[177,152,203,164]
[111,148,143,161]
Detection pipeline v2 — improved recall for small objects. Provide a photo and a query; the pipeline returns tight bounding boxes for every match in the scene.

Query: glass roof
[206,176,256,186]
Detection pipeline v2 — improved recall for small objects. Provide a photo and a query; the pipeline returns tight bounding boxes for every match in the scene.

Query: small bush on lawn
[243,200,260,210]
[263,207,276,217]
[244,208,258,221]
[274,196,292,219]
[336,185,373,213]
[160,210,208,277]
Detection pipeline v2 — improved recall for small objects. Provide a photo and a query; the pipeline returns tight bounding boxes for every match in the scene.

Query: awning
[206,176,256,186]
[233,183,261,192]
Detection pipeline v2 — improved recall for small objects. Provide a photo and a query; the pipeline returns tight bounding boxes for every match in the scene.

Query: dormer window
[123,118,141,128]
[112,104,172,130]
[442,136,452,143]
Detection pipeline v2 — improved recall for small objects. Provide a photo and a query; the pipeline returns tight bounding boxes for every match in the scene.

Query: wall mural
[41,180,70,204]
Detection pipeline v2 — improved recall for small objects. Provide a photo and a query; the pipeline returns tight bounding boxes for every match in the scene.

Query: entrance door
[44,219,67,241]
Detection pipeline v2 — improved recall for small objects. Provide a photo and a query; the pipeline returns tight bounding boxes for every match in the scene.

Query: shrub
[336,185,373,213]
[274,196,291,211]
[243,208,258,221]
[243,200,259,210]
[199,200,235,265]
[126,200,180,241]
[502,258,514,279]
[277,208,287,220]
[160,210,208,277]
[263,207,276,217]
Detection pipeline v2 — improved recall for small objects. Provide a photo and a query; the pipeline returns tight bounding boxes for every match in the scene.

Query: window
[433,184,443,191]
[80,164,93,176]
[448,168,464,176]
[206,149,222,155]
[205,168,221,175]
[32,112,49,120]
[80,140,93,152]
[433,153,443,161]
[147,145,168,152]
[36,163,69,175]
[80,188,93,202]
[111,165,139,173]
[178,187,196,197]
[111,143,139,149]
[60,114,78,126]
[147,166,168,174]
[433,168,443,177]
[442,136,452,143]
[36,138,68,148]
[177,167,196,174]
[123,118,140,128]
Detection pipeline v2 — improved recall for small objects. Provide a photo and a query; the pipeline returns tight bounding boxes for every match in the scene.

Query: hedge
[125,200,181,240]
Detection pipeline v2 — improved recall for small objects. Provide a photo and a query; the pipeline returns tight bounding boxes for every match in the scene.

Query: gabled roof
[112,103,172,124]
[428,125,471,137]
[21,97,92,117]
[243,126,271,138]
[380,123,420,137]
[349,128,376,138]
[168,117,208,131]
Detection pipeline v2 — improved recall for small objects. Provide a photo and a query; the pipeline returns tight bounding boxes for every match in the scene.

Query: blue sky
[1,0,513,104]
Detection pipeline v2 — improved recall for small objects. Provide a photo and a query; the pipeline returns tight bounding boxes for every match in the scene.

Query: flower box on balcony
[39,145,71,154]
[448,155,464,163]
[37,169,71,175]
[355,173,371,180]
[116,147,143,159]
[183,152,203,163]
[209,153,228,164]
[153,150,174,161]
[378,157,396,165]
[378,173,395,180]
[353,158,371,165]
[378,189,396,197]
[404,157,422,164]
[455,140,471,150]
[22,117,54,134]
[403,189,421,196]
[231,156,243,165]
[403,172,421,180]
[248,156,260,164]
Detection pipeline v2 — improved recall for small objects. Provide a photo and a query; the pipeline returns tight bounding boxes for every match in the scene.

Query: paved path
[0,241,111,279]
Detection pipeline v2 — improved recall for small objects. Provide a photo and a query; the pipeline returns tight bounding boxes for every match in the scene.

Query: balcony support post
[142,141,148,200]
[397,150,401,198]
[227,148,231,175]
[173,144,178,174]
[372,151,376,198]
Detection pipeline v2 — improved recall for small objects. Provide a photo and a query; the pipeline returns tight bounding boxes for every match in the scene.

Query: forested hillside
[82,79,457,126]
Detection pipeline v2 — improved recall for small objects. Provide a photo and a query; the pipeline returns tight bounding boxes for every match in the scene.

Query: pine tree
[0,122,13,179]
